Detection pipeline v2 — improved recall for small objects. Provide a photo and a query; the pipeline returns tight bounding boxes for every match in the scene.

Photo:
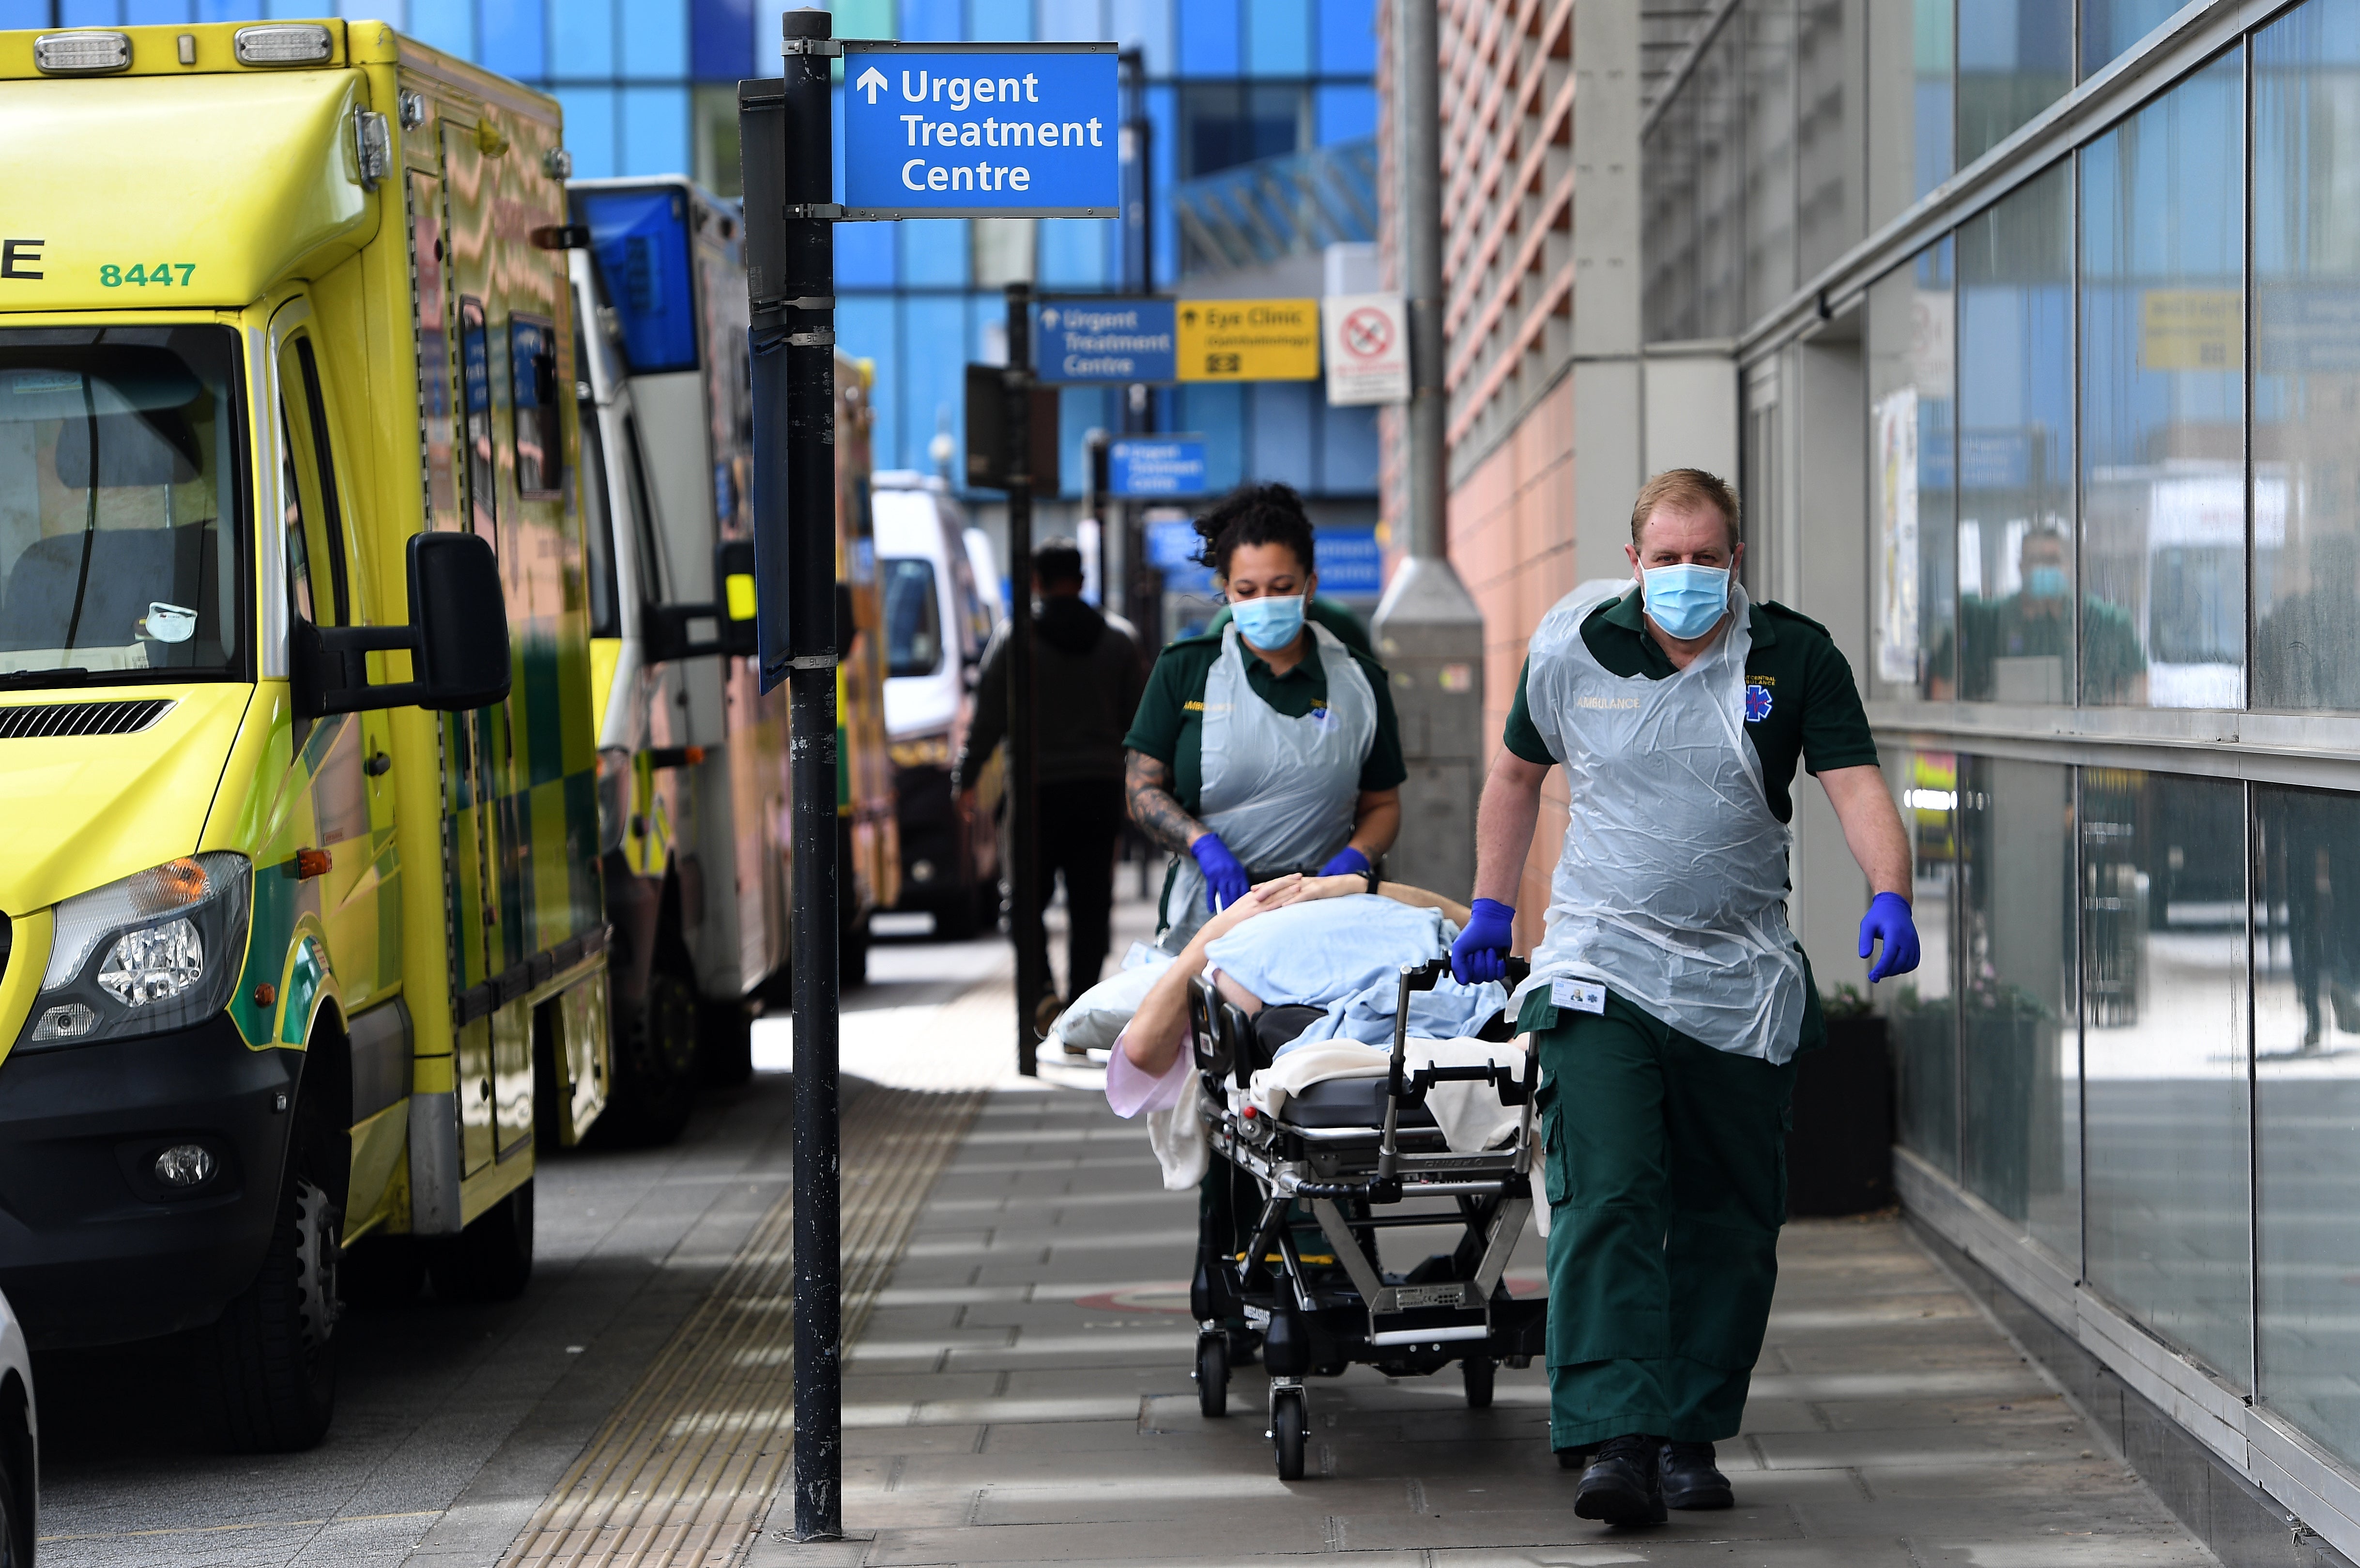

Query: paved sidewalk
[749,1085,2217,1567]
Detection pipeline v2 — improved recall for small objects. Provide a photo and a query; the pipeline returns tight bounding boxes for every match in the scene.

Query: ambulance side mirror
[293,532,513,716]
[644,539,758,662]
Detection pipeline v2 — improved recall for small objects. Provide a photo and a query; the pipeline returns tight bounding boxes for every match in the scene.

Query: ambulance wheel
[1463,1355,1496,1410]
[593,968,700,1146]
[1271,1388,1307,1480]
[699,997,754,1089]
[205,1152,341,1452]
[1195,1333,1229,1417]
[429,1181,535,1303]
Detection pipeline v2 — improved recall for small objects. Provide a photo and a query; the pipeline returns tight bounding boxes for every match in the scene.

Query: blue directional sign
[842,43,1120,219]
[1146,517,1216,596]
[1037,299,1176,384]
[1110,436,1207,497]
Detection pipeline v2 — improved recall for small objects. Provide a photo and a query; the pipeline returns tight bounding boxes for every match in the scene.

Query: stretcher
[1186,957,1546,1479]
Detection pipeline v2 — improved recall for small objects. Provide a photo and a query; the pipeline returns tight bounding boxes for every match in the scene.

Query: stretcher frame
[1186,957,1547,1479]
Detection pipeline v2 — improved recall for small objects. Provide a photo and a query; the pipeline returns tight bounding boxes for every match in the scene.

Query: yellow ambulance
[0,19,610,1449]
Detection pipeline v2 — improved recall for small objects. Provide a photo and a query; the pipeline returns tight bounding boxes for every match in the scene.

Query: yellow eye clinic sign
[1177,298,1321,381]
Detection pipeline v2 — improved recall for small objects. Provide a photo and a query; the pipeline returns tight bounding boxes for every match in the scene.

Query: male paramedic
[1450,468,1918,1528]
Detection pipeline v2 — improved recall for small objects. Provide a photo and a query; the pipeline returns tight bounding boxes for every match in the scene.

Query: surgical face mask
[1230,593,1307,649]
[1640,563,1731,641]
[2026,564,2069,600]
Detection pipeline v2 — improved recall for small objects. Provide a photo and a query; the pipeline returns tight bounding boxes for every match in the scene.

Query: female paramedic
[1123,482,1407,951]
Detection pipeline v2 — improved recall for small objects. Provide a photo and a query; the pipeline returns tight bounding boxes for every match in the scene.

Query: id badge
[1550,977,1607,1015]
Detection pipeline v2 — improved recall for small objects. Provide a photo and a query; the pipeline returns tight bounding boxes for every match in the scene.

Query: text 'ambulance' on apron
[1512,584,1808,1063]
[1159,622,1378,950]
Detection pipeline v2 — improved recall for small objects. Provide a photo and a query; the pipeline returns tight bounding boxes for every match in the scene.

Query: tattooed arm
[1125,748,1208,853]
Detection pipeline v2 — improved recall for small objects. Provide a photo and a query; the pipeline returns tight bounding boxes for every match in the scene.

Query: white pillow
[1046,947,1175,1053]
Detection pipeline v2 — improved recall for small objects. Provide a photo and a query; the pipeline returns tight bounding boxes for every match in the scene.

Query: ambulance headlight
[23,853,252,1048]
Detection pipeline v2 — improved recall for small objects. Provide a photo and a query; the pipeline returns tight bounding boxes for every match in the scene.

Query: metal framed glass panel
[1885,746,1960,1179]
[1865,0,1953,230]
[1957,754,2080,1264]
[1950,162,2074,704]
[1867,238,1956,701]
[2080,769,2253,1388]
[2254,784,2360,1465]
[2253,2,2360,713]
[1957,3,2073,166]
[2082,0,2186,81]
[2079,49,2246,710]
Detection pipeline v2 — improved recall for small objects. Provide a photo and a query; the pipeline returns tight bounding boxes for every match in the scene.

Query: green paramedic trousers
[1532,989,1797,1449]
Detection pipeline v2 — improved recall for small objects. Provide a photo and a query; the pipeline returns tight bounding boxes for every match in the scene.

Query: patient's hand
[1249,872,1365,910]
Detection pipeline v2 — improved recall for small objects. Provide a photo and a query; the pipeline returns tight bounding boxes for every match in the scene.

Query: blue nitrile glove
[1858,891,1921,983]
[1451,897,1517,985]
[1191,832,1251,911]
[1319,845,1371,879]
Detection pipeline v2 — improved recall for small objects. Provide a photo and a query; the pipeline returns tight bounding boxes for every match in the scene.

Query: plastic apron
[1511,584,1808,1063]
[1159,622,1378,949]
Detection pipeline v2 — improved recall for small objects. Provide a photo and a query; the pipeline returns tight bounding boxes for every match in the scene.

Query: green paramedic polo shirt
[1502,589,1878,1043]
[1124,631,1408,818]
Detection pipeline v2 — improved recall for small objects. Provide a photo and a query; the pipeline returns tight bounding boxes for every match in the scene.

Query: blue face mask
[2027,564,2069,600]
[1640,564,1732,641]
[1230,593,1307,649]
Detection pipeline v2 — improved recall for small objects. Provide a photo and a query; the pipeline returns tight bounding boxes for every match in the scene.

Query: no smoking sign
[1322,292,1409,406]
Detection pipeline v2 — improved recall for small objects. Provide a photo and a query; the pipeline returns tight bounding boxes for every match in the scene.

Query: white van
[873,473,1001,937]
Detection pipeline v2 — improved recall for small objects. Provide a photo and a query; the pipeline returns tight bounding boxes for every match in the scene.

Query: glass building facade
[1643,0,2360,1549]
[17,0,1384,508]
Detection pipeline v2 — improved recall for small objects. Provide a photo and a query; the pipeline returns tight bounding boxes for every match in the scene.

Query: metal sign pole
[765,6,844,1542]
[1006,281,1045,1077]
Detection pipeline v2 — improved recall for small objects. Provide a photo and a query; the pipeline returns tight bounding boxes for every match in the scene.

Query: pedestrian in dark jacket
[953,538,1145,1025]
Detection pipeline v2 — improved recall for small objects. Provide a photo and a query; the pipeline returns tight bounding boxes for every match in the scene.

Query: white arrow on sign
[855,65,888,105]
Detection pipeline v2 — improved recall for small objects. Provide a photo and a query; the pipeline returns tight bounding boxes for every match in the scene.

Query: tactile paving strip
[500,1081,986,1568]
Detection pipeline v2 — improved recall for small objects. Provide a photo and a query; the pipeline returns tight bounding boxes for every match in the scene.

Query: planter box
[1788,1014,1894,1217]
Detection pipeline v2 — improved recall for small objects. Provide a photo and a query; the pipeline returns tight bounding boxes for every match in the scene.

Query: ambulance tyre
[699,997,754,1089]
[1271,1388,1307,1480]
[595,968,700,1147]
[204,1122,342,1452]
[429,1181,534,1304]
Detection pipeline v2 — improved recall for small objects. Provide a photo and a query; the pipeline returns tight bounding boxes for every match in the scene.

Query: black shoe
[1659,1440,1734,1509]
[1574,1433,1666,1526]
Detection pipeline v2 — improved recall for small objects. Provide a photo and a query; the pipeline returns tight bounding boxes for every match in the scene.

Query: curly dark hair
[1193,482,1316,581]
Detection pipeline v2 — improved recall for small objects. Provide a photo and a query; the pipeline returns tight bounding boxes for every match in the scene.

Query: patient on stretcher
[1098,873,1508,1118]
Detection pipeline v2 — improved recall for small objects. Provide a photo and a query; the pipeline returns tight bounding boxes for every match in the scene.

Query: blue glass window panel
[575,187,699,371]
[1180,0,1238,76]
[902,295,969,475]
[1039,0,1103,43]
[621,0,688,79]
[619,84,692,176]
[197,0,255,19]
[691,0,753,78]
[1247,383,1314,491]
[267,0,327,16]
[1316,84,1374,145]
[59,0,118,19]
[839,296,901,476]
[900,0,961,42]
[407,0,475,56]
[482,0,547,83]
[1045,386,1100,496]
[125,0,198,23]
[1318,0,1374,75]
[552,0,617,77]
[969,0,1032,40]
[830,0,896,45]
[1177,384,1245,493]
[2081,0,2182,79]
[555,87,620,178]
[900,219,972,286]
[1319,401,1378,493]
[1038,219,1111,286]
[1149,83,1178,286]
[0,0,49,23]
[1247,0,1308,77]
[1108,0,1172,75]
[839,224,898,286]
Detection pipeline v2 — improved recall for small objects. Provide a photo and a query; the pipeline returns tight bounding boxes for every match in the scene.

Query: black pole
[1006,282,1044,1076]
[751,6,842,1542]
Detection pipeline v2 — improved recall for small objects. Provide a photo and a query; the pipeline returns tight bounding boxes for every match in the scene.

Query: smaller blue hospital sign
[1109,437,1206,497]
[842,45,1120,218]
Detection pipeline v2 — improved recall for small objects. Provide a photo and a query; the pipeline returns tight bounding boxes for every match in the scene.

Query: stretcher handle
[1379,954,1531,1175]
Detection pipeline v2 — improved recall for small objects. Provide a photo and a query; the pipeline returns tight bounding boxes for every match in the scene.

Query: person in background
[955,538,1145,1036]
[1933,525,2145,702]
[1123,482,1405,953]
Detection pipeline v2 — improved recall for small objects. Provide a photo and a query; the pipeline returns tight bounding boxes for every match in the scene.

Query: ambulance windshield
[0,326,245,688]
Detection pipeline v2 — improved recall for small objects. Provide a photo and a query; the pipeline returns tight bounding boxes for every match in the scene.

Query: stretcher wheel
[1195,1333,1229,1417]
[1463,1355,1496,1410]
[1271,1388,1307,1480]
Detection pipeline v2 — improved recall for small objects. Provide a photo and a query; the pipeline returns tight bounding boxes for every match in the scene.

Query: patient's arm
[1117,877,1298,1078]
[1248,872,1472,926]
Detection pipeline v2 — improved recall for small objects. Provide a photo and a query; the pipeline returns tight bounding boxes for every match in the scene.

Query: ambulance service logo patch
[1745,682,1774,723]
